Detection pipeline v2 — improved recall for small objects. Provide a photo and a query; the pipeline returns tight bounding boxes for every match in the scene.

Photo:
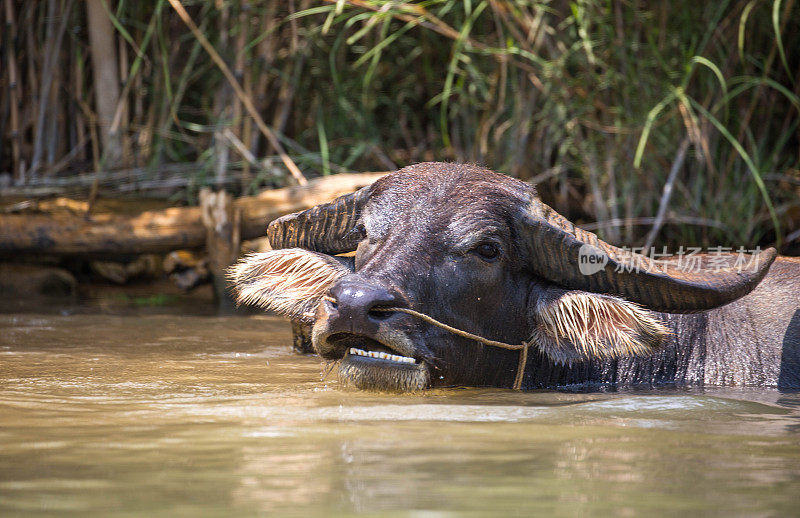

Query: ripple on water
[579,395,732,413]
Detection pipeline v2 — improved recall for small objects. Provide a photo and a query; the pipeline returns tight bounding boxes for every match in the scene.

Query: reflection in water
[1,313,799,517]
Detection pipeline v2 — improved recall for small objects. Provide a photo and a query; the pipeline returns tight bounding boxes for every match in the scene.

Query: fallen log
[0,172,386,257]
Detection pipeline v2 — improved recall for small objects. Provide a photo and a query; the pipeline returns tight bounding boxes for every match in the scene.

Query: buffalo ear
[529,289,669,365]
[227,249,351,322]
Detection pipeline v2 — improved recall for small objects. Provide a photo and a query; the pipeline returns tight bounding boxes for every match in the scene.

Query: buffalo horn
[267,186,370,254]
[524,202,777,313]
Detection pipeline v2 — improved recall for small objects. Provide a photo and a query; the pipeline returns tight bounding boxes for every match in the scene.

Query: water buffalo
[230,163,800,391]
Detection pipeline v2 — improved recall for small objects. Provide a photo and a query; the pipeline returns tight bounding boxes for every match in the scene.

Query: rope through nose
[320,295,530,390]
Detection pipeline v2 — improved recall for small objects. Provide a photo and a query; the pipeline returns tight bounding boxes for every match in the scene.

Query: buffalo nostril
[329,279,403,325]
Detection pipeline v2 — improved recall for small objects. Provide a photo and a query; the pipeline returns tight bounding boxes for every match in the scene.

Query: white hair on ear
[227,249,350,321]
[532,291,669,365]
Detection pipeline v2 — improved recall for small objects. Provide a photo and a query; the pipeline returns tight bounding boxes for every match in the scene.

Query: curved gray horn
[525,202,777,313]
[267,185,371,254]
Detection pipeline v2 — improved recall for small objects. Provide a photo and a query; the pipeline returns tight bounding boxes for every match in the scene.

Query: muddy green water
[1,312,799,517]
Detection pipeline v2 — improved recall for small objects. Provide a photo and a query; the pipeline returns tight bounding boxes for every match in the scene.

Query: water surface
[1,312,799,517]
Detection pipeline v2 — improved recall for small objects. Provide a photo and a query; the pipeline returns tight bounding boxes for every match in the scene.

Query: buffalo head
[230,163,776,391]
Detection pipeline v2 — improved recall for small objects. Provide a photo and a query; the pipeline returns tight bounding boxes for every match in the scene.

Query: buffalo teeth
[348,347,416,364]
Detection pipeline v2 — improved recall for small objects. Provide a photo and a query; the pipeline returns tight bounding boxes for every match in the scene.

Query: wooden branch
[200,188,240,305]
[0,173,386,258]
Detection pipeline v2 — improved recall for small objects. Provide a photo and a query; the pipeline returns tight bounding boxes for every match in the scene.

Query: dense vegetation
[1,0,798,250]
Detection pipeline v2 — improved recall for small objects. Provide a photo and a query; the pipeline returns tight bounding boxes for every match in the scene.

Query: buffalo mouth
[325,333,431,392]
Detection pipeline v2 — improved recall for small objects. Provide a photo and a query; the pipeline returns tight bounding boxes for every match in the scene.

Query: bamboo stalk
[85,0,122,169]
[72,44,88,163]
[3,0,21,182]
[235,6,249,189]
[212,1,232,186]
[23,3,39,124]
[117,31,131,166]
[241,69,254,191]
[252,2,279,160]
[44,61,61,168]
[30,0,74,179]
[71,82,102,174]
[270,0,300,143]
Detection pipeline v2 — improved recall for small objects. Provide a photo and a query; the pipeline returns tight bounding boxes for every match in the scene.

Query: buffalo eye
[473,243,501,262]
